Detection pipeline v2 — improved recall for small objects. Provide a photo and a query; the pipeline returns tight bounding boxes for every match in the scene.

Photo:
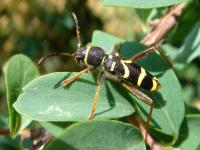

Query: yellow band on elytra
[121,60,129,78]
[151,77,158,91]
[137,68,146,86]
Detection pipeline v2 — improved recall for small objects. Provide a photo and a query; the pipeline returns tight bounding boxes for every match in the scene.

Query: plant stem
[128,115,161,150]
[141,3,185,47]
[0,128,10,135]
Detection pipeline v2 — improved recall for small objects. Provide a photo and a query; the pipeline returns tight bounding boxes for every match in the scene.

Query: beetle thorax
[75,45,105,68]
[102,55,121,72]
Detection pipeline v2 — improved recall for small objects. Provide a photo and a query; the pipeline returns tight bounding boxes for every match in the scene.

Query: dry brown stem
[0,128,10,135]
[128,115,161,150]
[141,3,185,47]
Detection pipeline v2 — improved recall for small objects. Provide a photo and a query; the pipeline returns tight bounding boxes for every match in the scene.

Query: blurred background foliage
[0,0,200,149]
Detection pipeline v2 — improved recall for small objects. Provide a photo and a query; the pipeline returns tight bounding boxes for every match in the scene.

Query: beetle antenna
[72,12,82,49]
[38,52,74,65]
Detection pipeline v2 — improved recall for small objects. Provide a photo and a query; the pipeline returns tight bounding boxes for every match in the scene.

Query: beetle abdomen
[124,63,159,91]
[102,55,160,91]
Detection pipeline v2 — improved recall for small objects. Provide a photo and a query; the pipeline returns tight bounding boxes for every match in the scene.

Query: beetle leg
[61,67,91,86]
[88,73,105,120]
[38,52,74,65]
[121,83,154,139]
[131,46,172,67]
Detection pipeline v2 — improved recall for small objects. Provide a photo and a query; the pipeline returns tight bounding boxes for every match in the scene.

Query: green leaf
[44,120,146,150]
[14,31,184,144]
[160,44,185,71]
[5,54,39,136]
[0,136,19,150]
[91,30,124,52]
[186,106,200,115]
[14,73,135,121]
[40,121,71,137]
[103,0,190,8]
[175,21,200,63]
[134,9,152,23]
[174,115,200,150]
[0,113,9,128]
[161,44,179,60]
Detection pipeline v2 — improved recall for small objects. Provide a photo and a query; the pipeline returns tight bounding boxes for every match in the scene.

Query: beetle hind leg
[121,83,154,141]
[130,46,172,67]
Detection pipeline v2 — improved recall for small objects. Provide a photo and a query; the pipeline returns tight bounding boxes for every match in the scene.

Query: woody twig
[128,115,161,150]
[141,3,185,47]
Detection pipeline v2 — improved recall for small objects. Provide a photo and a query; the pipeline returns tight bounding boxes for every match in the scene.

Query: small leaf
[103,0,190,8]
[44,120,146,150]
[135,9,152,23]
[0,114,9,128]
[175,115,200,150]
[40,121,71,137]
[5,54,39,135]
[91,30,124,52]
[175,21,200,63]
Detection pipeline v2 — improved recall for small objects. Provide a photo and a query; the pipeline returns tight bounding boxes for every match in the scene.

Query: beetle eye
[74,54,83,64]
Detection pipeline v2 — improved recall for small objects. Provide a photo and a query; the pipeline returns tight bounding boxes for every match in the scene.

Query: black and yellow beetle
[39,13,165,129]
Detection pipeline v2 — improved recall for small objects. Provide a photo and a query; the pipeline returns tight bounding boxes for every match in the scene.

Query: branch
[0,128,10,135]
[128,115,161,150]
[141,3,185,47]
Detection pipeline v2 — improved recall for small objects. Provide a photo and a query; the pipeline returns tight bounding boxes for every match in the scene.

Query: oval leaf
[44,120,146,150]
[14,72,135,121]
[175,21,200,63]
[103,0,190,8]
[5,54,39,135]
[39,121,68,137]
